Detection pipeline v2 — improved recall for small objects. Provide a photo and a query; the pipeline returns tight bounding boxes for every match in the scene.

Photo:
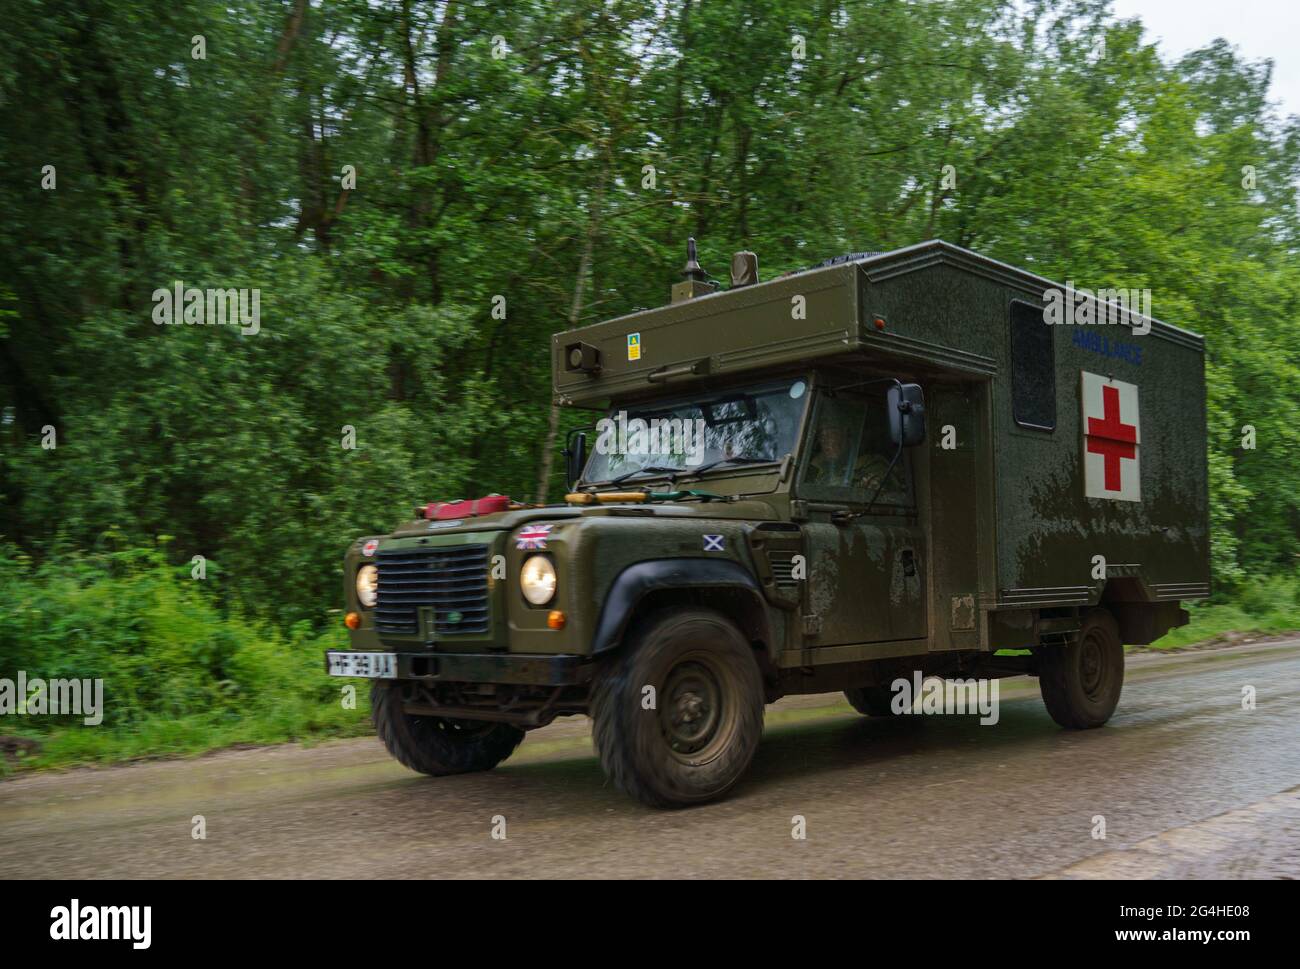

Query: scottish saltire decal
[516,523,554,550]
[1081,371,1140,502]
[703,534,725,551]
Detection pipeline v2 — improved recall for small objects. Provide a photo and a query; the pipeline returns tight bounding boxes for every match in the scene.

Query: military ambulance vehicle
[329,239,1210,808]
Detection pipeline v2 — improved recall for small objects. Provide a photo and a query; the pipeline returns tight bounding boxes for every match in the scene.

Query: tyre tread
[372,682,524,776]
[590,608,764,808]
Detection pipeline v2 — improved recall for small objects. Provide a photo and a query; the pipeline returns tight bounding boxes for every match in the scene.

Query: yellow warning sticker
[627,332,641,361]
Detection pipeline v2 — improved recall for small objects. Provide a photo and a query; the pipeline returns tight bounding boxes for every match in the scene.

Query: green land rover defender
[328,240,1210,807]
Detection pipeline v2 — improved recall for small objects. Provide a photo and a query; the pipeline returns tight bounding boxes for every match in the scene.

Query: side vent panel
[747,523,804,610]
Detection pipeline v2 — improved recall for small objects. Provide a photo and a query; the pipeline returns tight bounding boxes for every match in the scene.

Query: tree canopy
[1,0,1297,627]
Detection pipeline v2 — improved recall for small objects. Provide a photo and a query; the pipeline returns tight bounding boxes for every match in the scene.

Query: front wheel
[371,682,524,776]
[1037,608,1124,729]
[591,608,765,808]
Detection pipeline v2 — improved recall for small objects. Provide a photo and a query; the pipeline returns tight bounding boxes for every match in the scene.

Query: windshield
[583,378,810,484]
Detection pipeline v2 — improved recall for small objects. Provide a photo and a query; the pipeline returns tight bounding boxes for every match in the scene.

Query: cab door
[795,388,926,646]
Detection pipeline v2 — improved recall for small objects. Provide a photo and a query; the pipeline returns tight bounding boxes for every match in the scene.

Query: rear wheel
[1038,608,1124,729]
[591,608,765,808]
[371,682,524,776]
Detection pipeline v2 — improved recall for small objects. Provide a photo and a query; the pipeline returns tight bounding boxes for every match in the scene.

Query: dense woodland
[1,0,1298,639]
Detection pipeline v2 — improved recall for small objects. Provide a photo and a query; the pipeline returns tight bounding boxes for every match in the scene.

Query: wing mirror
[887,383,926,447]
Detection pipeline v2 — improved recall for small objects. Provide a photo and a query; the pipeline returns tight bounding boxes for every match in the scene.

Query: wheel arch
[590,559,776,667]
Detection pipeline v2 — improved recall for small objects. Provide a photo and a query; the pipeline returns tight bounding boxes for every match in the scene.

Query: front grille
[375,545,490,637]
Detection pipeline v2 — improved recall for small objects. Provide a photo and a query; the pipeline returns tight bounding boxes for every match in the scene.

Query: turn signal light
[547,610,567,630]
[344,612,361,630]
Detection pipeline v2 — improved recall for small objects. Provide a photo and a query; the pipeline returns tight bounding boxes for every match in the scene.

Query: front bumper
[325,649,593,686]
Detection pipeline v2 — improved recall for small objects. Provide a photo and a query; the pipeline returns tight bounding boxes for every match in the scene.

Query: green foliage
[2,1,1295,621]
[0,540,369,771]
[1151,572,1300,649]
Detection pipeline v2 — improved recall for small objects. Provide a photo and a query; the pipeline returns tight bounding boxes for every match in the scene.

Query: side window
[1009,300,1055,430]
[799,393,912,506]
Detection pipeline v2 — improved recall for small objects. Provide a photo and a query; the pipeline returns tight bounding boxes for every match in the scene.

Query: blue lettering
[1071,327,1142,366]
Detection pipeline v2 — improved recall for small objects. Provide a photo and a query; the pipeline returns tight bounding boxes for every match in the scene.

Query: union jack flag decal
[516,523,553,550]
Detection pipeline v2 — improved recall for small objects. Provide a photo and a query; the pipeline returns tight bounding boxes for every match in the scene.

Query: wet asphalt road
[2,641,1298,879]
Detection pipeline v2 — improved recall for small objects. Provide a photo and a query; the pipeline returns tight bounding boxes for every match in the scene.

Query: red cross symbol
[1086,384,1137,491]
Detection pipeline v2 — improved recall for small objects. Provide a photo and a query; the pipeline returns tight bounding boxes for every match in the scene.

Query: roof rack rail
[808,251,882,270]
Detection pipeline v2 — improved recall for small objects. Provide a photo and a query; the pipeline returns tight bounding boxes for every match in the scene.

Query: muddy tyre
[591,608,765,808]
[844,685,898,717]
[1038,608,1124,729]
[372,682,524,776]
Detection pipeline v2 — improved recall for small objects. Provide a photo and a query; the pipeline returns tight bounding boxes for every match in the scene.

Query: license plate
[328,652,398,679]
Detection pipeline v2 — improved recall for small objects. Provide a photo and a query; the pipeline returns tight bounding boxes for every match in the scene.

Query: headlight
[356,564,378,608]
[520,555,557,606]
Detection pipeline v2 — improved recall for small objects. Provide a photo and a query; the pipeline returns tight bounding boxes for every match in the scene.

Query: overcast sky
[1110,0,1300,120]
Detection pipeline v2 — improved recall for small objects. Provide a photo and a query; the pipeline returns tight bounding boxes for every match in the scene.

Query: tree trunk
[534,178,606,503]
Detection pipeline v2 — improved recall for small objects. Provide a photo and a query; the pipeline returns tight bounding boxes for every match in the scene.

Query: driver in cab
[806,421,898,497]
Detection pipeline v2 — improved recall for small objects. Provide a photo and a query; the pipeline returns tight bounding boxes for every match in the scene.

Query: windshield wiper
[686,455,776,475]
[607,465,682,486]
